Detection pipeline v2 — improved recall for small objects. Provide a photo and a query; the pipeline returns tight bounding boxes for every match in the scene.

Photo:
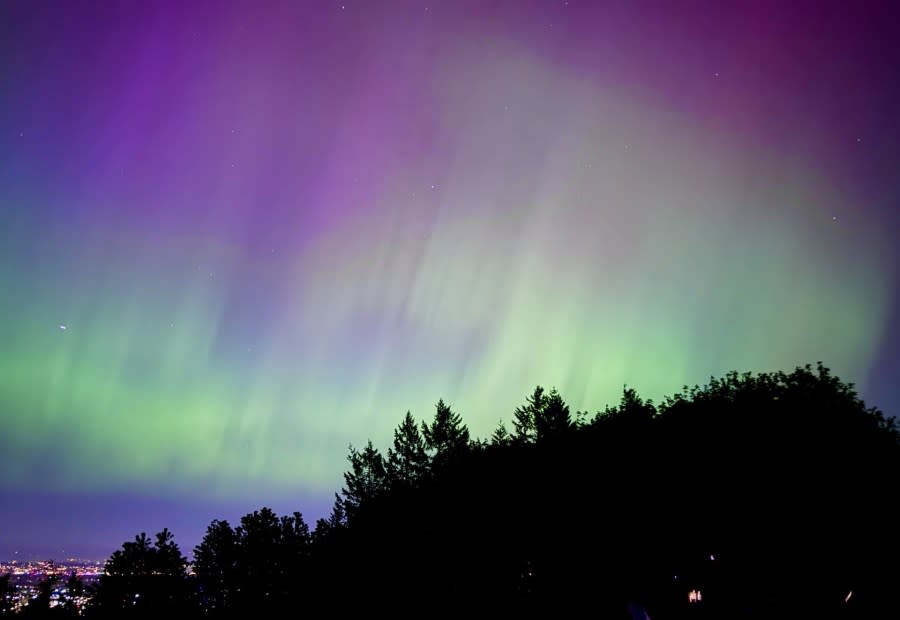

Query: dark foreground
[4,364,897,618]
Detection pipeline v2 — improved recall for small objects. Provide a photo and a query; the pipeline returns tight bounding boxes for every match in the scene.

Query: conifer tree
[513,386,545,443]
[491,420,512,446]
[341,441,388,519]
[422,399,470,465]
[534,388,572,440]
[387,411,430,486]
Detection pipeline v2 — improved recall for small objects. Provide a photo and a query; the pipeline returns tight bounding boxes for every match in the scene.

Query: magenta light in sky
[0,0,898,559]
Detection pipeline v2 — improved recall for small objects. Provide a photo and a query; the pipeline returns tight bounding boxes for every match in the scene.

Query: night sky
[2,1,898,560]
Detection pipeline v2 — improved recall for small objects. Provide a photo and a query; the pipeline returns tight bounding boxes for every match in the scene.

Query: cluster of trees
[4,364,898,618]
[0,572,83,618]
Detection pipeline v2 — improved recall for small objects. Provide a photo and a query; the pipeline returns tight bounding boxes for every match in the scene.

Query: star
[856,137,862,142]
[59,324,67,331]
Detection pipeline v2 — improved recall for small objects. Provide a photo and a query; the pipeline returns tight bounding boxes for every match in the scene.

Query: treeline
[5,364,899,618]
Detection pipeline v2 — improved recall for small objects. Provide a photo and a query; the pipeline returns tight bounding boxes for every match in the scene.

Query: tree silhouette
[534,387,573,440]
[88,529,188,618]
[18,576,55,618]
[490,420,511,446]
[594,386,656,428]
[193,520,238,616]
[60,573,83,617]
[18,572,82,619]
[386,411,430,486]
[340,440,388,520]
[314,364,899,615]
[193,508,314,616]
[312,494,347,546]
[0,574,13,617]
[513,386,544,443]
[422,399,470,466]
[233,508,310,613]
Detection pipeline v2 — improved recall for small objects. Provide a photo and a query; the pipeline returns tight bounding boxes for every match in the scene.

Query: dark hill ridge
[41,364,898,619]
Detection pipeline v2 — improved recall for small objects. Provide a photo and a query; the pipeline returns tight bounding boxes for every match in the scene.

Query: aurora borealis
[2,1,899,559]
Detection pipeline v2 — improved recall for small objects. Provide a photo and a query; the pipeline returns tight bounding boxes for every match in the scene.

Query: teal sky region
[1,1,898,559]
